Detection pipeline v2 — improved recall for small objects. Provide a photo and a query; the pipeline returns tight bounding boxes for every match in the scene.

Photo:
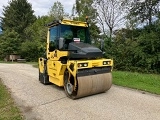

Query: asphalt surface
[0,63,160,120]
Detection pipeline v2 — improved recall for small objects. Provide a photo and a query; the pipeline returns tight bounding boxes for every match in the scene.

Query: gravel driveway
[0,63,160,120]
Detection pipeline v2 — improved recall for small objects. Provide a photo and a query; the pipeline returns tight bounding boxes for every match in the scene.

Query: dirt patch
[23,106,33,113]
[11,93,41,120]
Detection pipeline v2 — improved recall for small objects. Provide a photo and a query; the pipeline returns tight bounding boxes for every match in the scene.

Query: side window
[49,26,58,51]
[50,26,58,41]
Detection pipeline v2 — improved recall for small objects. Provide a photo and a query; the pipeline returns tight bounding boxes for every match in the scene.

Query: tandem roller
[38,19,113,99]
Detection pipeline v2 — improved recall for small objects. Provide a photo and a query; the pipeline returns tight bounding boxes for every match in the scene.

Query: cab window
[50,26,58,41]
[60,24,88,43]
[49,26,58,51]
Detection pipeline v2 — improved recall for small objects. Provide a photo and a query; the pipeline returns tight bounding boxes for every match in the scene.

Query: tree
[48,1,65,20]
[25,16,51,42]
[72,0,101,44]
[20,40,40,61]
[0,30,21,59]
[95,0,128,40]
[132,29,160,73]
[108,20,160,73]
[23,16,52,60]
[129,0,160,26]
[1,0,36,37]
[73,0,97,21]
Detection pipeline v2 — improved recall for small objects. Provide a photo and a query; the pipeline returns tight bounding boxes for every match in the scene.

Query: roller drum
[64,73,112,99]
[76,73,112,98]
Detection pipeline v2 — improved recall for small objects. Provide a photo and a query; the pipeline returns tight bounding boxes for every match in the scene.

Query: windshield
[60,24,90,43]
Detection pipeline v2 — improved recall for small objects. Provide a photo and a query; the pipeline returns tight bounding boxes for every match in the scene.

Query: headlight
[103,61,107,65]
[84,63,88,67]
[78,63,82,67]
[78,63,88,67]
[103,61,110,65]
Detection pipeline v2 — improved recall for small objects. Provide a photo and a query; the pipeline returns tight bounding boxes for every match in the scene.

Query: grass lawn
[30,63,38,68]
[0,79,23,120]
[112,71,160,95]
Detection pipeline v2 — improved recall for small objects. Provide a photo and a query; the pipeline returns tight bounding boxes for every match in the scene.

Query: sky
[0,0,75,17]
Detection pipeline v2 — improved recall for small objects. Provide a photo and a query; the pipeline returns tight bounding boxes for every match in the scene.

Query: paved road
[0,63,160,120]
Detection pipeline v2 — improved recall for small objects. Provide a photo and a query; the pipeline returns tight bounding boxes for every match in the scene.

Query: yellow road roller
[38,19,113,99]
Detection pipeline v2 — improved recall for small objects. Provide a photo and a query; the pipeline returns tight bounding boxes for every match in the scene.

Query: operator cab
[48,20,90,51]
[47,19,103,59]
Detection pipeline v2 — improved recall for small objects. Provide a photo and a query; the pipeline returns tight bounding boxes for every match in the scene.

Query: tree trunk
[109,27,113,42]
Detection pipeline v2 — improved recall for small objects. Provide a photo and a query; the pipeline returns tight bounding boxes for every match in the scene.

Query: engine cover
[68,42,103,59]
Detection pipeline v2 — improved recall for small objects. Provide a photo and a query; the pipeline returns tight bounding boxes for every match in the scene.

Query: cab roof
[46,19,88,28]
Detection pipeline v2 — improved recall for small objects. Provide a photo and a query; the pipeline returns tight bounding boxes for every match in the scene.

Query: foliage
[0,30,21,59]
[73,0,100,44]
[22,15,58,61]
[20,16,51,61]
[102,0,160,74]
[95,0,128,40]
[24,16,51,43]
[109,22,160,73]
[1,0,36,38]
[48,1,65,20]
[20,40,41,61]
[133,27,160,73]
[128,0,160,26]
[73,0,97,20]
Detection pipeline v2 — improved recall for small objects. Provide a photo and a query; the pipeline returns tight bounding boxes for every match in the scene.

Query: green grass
[26,62,37,64]
[113,71,160,94]
[0,79,23,120]
[26,62,38,68]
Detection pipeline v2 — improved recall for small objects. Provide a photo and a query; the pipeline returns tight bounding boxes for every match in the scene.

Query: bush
[20,41,44,61]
